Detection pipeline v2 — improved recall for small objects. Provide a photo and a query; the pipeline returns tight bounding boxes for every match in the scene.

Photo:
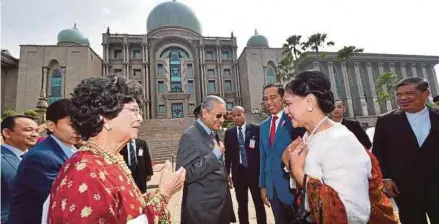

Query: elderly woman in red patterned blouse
[48,75,185,224]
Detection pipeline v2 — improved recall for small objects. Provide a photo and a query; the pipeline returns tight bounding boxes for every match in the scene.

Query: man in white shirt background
[1,115,39,223]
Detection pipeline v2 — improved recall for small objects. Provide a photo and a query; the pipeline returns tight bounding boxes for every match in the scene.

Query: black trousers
[394,182,439,224]
[233,165,267,224]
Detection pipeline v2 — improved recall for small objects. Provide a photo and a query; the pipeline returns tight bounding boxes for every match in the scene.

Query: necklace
[305,116,329,146]
[80,141,147,208]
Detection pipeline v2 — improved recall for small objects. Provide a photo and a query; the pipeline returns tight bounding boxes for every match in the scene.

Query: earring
[103,124,113,131]
[308,107,313,112]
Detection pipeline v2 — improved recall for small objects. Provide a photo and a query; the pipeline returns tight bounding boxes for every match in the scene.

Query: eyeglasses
[124,107,141,115]
[215,113,226,119]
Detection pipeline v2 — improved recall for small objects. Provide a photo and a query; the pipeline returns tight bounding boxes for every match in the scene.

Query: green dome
[57,24,89,46]
[246,30,269,47]
[147,1,202,34]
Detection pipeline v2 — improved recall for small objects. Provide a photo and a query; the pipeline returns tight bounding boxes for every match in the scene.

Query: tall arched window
[49,69,62,104]
[169,49,182,92]
[266,67,276,84]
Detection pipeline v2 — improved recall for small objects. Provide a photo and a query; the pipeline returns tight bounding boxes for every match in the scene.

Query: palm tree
[277,56,295,83]
[336,46,364,118]
[302,33,335,59]
[282,35,302,61]
[376,72,398,104]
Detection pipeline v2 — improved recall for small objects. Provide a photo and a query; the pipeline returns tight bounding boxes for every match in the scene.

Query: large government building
[2,0,439,124]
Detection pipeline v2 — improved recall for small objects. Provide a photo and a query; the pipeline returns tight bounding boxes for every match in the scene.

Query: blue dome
[57,24,89,46]
[247,30,269,47]
[147,1,202,34]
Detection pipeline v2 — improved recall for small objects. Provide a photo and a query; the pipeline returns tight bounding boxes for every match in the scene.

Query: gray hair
[201,95,225,112]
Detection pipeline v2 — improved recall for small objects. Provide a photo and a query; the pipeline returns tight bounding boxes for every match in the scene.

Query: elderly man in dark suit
[331,99,372,149]
[120,138,153,193]
[225,106,266,224]
[176,95,235,224]
[1,115,39,223]
[373,77,439,224]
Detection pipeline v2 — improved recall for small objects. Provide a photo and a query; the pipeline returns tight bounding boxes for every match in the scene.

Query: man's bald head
[232,106,245,113]
[231,106,246,127]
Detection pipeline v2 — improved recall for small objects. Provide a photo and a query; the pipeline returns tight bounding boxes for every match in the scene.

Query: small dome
[147,1,202,34]
[57,24,89,46]
[246,30,269,47]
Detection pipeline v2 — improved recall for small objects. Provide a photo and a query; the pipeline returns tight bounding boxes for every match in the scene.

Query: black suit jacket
[372,107,439,190]
[224,124,260,185]
[341,119,372,149]
[120,139,153,193]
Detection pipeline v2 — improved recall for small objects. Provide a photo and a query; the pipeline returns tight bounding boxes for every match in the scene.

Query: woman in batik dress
[282,71,397,224]
[48,75,185,224]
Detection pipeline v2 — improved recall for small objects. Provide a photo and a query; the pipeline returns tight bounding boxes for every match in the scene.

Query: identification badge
[249,139,256,149]
[138,149,144,157]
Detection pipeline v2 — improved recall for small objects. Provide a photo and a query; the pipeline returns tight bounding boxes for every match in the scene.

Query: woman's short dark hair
[285,70,335,114]
[70,75,144,140]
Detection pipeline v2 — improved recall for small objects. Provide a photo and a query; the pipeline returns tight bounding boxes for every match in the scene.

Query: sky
[1,0,439,80]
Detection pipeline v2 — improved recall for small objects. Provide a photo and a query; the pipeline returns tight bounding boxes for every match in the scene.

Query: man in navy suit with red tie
[259,84,305,224]
[225,106,266,224]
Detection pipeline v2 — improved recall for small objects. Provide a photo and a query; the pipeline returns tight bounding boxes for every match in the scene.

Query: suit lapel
[1,146,21,171]
[245,124,252,146]
[273,113,288,149]
[422,108,439,148]
[195,122,214,149]
[395,109,419,149]
[46,136,69,162]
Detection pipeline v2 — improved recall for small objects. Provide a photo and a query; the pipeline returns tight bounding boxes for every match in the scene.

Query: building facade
[2,0,439,124]
[297,53,439,119]
[102,1,241,119]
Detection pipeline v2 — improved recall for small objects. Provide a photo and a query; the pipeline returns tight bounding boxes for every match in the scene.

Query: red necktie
[269,116,278,147]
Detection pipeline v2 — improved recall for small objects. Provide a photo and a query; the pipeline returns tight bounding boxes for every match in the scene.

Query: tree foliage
[376,72,398,103]
[1,110,18,120]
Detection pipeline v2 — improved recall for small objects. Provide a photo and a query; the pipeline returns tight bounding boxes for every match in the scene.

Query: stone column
[411,63,418,77]
[232,46,241,105]
[366,63,381,115]
[327,62,338,99]
[142,45,146,63]
[378,63,393,112]
[143,64,150,119]
[41,67,49,97]
[199,45,206,98]
[429,65,439,95]
[216,46,223,97]
[354,62,368,116]
[61,66,66,98]
[341,62,354,117]
[400,62,408,78]
[313,61,320,71]
[390,63,396,75]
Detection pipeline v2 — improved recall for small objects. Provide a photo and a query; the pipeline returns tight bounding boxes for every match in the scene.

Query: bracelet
[155,188,169,205]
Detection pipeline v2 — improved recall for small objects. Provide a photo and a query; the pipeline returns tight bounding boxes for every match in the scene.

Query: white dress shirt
[269,110,284,134]
[303,122,371,223]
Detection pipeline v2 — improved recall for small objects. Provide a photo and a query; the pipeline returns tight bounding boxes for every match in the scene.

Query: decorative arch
[47,59,63,104]
[49,69,62,104]
[266,61,277,84]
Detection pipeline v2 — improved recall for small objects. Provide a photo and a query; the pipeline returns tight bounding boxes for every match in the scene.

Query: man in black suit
[225,106,267,224]
[373,77,439,224]
[193,104,201,120]
[120,138,153,193]
[331,100,372,149]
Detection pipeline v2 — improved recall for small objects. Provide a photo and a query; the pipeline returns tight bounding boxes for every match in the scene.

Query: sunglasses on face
[215,113,226,119]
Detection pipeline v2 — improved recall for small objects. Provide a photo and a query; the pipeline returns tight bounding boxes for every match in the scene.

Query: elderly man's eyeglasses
[215,114,226,119]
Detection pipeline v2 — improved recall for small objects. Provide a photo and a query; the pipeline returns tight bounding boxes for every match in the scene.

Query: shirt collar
[2,143,26,159]
[406,106,428,117]
[237,122,247,130]
[272,110,284,119]
[50,135,77,158]
[197,119,213,135]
